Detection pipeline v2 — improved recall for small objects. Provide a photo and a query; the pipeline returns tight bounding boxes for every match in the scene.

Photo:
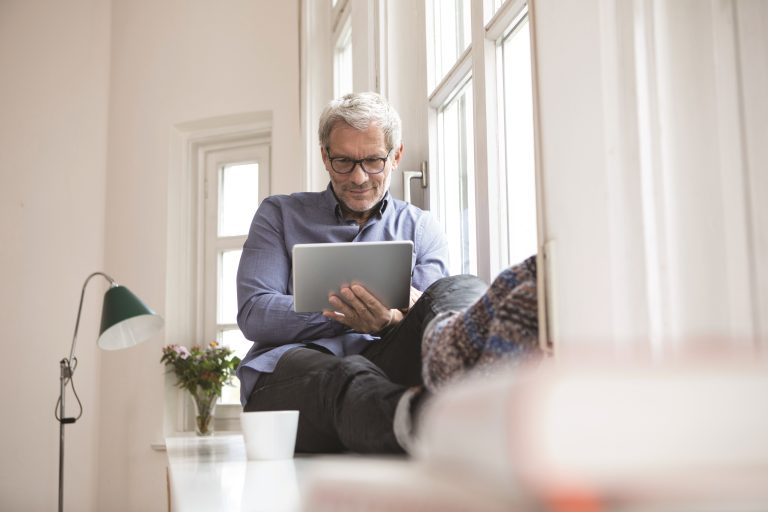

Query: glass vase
[190,388,218,436]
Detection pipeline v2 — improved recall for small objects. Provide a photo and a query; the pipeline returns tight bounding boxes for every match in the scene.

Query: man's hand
[323,283,403,334]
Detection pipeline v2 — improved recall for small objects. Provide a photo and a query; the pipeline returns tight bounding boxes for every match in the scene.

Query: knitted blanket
[421,255,541,391]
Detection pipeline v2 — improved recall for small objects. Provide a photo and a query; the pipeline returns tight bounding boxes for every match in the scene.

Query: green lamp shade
[98,285,164,350]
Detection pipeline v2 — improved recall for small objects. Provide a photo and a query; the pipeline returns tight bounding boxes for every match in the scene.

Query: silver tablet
[292,241,413,313]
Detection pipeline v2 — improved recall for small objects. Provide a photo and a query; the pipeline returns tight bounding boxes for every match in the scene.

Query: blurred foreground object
[415,353,768,510]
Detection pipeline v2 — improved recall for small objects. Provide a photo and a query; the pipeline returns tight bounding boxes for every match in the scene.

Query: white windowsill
[151,431,243,452]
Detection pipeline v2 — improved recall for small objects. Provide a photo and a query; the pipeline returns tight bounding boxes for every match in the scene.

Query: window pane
[438,79,476,275]
[218,249,242,325]
[219,328,252,405]
[500,15,537,266]
[488,0,504,22]
[219,163,259,237]
[335,24,353,97]
[430,0,471,88]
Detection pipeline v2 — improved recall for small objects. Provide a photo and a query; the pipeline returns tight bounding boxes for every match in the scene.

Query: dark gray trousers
[243,274,487,453]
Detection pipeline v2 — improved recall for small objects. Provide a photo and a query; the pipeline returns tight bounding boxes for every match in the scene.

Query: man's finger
[340,286,361,303]
[340,286,372,315]
[323,309,354,327]
[350,284,385,312]
[328,294,354,317]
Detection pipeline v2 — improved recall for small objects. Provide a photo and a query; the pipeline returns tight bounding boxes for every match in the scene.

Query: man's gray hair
[318,92,402,152]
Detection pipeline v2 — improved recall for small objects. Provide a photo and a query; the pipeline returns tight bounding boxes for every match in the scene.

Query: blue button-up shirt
[235,184,450,405]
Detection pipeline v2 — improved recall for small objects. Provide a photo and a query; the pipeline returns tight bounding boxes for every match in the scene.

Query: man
[236,92,483,453]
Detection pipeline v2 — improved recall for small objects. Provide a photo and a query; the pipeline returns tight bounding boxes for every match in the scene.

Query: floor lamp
[56,272,163,512]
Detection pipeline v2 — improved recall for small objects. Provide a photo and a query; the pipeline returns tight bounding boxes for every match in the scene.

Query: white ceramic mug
[240,410,299,460]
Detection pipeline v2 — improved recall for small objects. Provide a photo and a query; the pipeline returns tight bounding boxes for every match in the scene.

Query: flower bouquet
[161,342,241,436]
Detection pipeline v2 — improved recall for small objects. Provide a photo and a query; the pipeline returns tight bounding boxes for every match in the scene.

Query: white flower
[175,345,191,359]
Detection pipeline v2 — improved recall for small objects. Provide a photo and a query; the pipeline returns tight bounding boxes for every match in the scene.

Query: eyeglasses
[325,147,393,175]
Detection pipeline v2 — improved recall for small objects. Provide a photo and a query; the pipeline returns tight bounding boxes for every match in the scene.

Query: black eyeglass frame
[325,147,394,175]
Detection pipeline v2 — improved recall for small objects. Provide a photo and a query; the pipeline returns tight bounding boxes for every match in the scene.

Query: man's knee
[296,354,405,453]
[246,350,396,453]
[422,274,488,312]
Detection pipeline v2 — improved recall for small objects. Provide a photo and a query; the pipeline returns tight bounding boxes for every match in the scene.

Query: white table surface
[166,435,305,512]
[165,435,518,512]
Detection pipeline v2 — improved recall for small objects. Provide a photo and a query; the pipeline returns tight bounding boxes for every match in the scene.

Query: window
[427,0,538,281]
[429,0,471,91]
[497,9,537,267]
[427,0,476,276]
[488,0,505,21]
[166,112,272,434]
[334,21,353,97]
[205,159,270,405]
[333,0,353,98]
[301,0,540,282]
[437,78,477,275]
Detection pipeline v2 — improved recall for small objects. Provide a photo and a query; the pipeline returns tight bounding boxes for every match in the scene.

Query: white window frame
[433,76,478,275]
[426,0,540,283]
[331,0,348,29]
[333,14,353,98]
[166,112,272,435]
[493,6,537,269]
[203,145,270,408]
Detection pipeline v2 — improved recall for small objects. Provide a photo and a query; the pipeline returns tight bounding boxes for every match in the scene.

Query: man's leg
[245,347,407,454]
[361,274,488,386]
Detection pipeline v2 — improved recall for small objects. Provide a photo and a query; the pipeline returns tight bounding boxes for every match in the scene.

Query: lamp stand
[58,358,75,512]
[56,272,115,512]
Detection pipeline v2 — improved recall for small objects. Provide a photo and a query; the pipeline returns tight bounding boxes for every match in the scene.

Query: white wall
[0,1,111,510]
[0,0,300,510]
[98,1,300,510]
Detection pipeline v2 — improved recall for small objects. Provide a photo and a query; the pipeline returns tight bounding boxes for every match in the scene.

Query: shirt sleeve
[411,212,451,290]
[236,197,348,344]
